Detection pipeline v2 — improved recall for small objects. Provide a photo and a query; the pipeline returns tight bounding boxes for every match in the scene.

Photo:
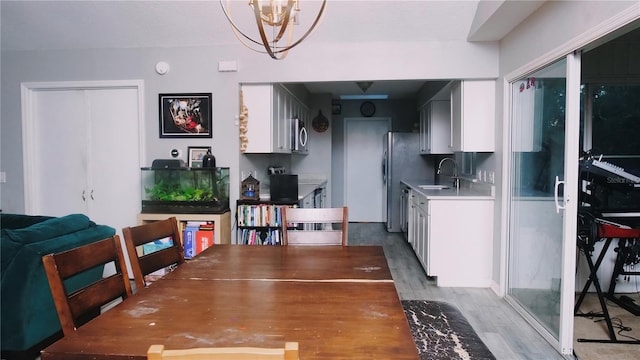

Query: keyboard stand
[606,238,640,316]
[575,237,640,344]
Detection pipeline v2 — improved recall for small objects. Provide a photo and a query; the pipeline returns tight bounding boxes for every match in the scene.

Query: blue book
[183,226,198,259]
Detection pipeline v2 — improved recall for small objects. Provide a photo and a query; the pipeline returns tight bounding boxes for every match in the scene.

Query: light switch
[218,60,238,72]
[0,171,6,183]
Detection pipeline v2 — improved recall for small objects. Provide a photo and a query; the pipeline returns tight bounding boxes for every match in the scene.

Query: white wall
[1,38,498,214]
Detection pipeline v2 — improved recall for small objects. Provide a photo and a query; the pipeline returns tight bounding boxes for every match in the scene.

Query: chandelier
[220,0,327,60]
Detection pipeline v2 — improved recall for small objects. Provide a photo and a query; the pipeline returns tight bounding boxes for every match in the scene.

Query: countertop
[401,179,495,200]
[259,175,327,201]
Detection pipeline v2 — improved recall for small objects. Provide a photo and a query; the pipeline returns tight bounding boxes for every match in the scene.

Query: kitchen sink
[418,185,450,190]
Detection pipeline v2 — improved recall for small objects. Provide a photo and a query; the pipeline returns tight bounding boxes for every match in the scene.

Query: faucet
[437,157,459,190]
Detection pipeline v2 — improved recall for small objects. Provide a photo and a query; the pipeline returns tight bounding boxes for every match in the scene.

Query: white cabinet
[426,198,494,287]
[241,84,289,153]
[241,84,309,154]
[407,190,428,270]
[406,189,494,287]
[416,200,428,271]
[450,80,496,152]
[407,190,417,250]
[419,100,452,154]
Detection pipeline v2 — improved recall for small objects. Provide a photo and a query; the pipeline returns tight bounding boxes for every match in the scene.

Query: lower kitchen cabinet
[407,190,420,252]
[408,195,494,287]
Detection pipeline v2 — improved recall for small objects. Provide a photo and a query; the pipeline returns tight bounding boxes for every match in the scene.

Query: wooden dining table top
[40,245,419,360]
[165,244,394,281]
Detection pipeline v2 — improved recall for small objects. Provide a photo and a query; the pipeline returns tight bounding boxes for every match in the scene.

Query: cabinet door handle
[82,190,86,202]
[90,189,95,200]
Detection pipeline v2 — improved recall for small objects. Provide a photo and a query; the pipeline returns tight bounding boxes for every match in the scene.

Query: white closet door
[32,89,88,216]
[27,85,141,230]
[85,88,141,230]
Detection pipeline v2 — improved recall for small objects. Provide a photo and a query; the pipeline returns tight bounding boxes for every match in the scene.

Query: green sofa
[1,213,116,360]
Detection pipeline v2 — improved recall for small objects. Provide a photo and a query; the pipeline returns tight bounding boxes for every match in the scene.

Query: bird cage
[240,174,260,200]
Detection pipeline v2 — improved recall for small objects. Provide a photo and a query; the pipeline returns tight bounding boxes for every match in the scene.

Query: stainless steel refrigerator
[383,132,434,232]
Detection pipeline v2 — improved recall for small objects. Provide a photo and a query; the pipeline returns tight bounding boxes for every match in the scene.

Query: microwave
[291,116,308,153]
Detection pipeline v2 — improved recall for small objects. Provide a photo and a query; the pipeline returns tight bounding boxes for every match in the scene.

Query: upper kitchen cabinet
[240,84,309,154]
[450,80,496,152]
[419,100,452,155]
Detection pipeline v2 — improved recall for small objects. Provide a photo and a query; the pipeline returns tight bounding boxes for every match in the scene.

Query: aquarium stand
[137,212,231,245]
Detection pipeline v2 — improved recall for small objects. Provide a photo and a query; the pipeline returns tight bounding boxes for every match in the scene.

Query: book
[195,230,214,254]
[183,226,199,259]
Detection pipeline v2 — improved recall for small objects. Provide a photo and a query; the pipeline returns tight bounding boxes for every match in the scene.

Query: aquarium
[141,167,229,214]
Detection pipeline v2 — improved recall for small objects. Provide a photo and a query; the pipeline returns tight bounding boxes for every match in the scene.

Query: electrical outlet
[0,171,6,183]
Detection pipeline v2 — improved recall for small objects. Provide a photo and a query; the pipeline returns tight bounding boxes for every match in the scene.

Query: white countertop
[401,179,495,200]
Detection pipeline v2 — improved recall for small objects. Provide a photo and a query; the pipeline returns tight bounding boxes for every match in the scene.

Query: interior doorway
[344,117,390,222]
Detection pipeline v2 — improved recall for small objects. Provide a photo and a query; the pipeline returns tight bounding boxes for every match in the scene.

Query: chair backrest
[122,217,185,290]
[147,342,299,360]
[42,235,133,337]
[281,207,348,246]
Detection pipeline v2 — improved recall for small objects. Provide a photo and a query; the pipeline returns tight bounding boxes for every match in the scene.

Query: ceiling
[0,0,544,99]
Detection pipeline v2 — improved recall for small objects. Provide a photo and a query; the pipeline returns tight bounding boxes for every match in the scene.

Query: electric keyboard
[591,159,640,183]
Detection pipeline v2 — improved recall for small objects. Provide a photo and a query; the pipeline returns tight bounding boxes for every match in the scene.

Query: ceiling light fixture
[220,0,327,60]
[356,81,374,93]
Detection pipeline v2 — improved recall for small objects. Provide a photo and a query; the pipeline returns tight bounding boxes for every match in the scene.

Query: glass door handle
[554,176,565,213]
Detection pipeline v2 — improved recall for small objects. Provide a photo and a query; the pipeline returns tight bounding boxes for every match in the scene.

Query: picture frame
[331,102,342,115]
[187,146,211,168]
[159,93,212,138]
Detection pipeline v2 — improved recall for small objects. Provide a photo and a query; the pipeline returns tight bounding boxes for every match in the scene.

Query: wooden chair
[281,207,348,246]
[147,342,299,360]
[42,235,133,337]
[122,217,185,290]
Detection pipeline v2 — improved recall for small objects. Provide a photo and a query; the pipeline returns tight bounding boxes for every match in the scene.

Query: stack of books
[183,221,215,259]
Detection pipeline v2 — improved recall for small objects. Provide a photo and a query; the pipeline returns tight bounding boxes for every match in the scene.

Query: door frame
[21,80,146,213]
[500,12,639,356]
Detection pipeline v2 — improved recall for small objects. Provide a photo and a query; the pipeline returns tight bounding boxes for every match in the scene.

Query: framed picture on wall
[187,146,211,168]
[159,93,212,138]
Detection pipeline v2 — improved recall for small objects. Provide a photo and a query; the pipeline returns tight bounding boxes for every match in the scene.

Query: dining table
[40,244,419,360]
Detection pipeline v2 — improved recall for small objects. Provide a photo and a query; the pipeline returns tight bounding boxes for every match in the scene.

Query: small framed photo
[331,102,342,115]
[187,146,211,168]
[159,93,212,138]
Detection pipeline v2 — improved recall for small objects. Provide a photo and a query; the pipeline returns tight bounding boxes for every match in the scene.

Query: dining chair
[147,342,299,360]
[281,206,348,246]
[122,217,185,290]
[41,235,133,337]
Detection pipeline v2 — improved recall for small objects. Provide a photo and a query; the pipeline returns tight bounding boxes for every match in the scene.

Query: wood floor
[348,222,571,360]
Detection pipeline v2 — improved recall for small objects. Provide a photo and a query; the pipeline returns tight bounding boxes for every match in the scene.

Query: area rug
[402,300,496,360]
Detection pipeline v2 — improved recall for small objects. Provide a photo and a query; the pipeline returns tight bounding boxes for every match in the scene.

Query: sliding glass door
[507,54,580,353]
